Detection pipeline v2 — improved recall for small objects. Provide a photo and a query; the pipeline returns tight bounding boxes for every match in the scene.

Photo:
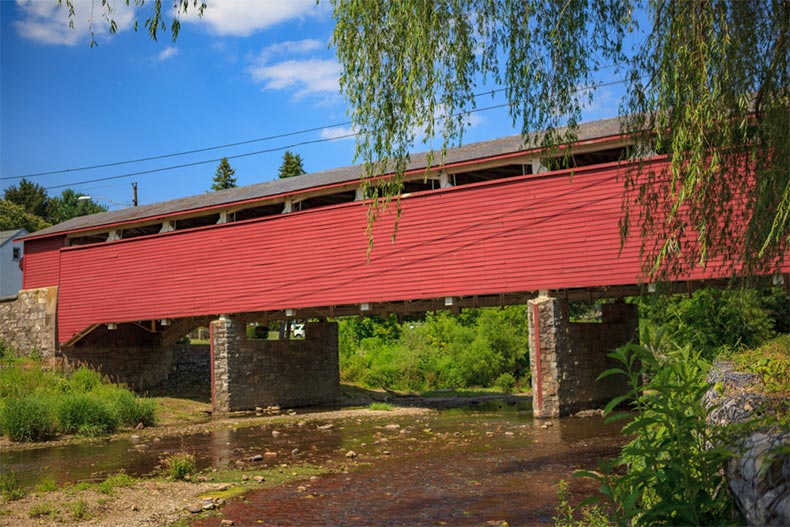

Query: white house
[0,229,27,298]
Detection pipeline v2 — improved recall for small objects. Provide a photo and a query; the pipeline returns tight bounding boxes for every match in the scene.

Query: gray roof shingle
[24,117,622,239]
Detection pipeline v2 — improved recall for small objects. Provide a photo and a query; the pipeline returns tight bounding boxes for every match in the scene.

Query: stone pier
[528,296,638,418]
[211,316,340,413]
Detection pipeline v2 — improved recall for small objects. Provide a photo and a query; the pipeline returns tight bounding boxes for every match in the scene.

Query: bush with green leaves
[578,334,738,526]
[638,287,786,358]
[338,306,529,392]
[494,372,516,393]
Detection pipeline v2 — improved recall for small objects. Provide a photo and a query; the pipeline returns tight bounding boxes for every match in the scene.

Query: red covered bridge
[12,117,788,416]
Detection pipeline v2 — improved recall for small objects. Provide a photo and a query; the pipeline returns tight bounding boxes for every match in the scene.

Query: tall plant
[579,334,737,525]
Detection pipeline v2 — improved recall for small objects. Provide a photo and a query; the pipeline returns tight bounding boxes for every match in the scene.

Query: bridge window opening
[121,224,161,240]
[298,190,357,211]
[68,233,110,246]
[401,179,440,194]
[246,320,305,340]
[175,214,221,231]
[234,203,283,222]
[542,146,629,172]
[451,164,530,187]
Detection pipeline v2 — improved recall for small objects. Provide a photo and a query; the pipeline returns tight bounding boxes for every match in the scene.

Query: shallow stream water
[1,400,626,526]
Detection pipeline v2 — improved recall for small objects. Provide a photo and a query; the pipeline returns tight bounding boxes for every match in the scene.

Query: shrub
[494,372,516,393]
[638,288,778,358]
[57,394,118,436]
[1,395,57,442]
[163,452,196,480]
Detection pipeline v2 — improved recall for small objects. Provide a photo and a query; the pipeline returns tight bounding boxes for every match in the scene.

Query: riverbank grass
[0,357,156,442]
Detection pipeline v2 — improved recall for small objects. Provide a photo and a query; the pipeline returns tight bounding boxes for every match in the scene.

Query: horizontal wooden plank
[42,159,785,343]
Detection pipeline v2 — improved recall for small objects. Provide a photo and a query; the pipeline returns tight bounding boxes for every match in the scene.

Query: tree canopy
[278,151,306,179]
[331,0,788,279]
[62,0,789,278]
[2,179,107,230]
[210,157,237,192]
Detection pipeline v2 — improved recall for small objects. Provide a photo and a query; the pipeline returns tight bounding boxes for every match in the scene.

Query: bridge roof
[24,116,622,240]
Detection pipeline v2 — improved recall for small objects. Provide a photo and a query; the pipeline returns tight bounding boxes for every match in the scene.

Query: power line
[2,121,355,181]
[44,132,359,191]
[42,76,633,192]
[7,64,630,183]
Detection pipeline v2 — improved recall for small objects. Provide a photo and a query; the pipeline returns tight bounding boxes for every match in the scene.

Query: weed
[368,402,394,411]
[727,334,790,394]
[34,476,58,493]
[70,499,90,520]
[553,480,611,527]
[28,501,58,519]
[163,452,196,480]
[100,386,157,428]
[97,472,136,494]
[0,471,25,501]
[579,334,737,525]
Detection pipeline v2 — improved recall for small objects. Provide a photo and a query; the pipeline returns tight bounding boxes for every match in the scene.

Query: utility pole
[132,182,138,207]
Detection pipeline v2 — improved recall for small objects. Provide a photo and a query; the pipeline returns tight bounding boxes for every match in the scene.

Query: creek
[1,400,626,526]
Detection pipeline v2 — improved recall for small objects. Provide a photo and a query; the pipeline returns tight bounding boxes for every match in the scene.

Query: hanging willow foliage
[331,0,788,279]
[63,0,789,279]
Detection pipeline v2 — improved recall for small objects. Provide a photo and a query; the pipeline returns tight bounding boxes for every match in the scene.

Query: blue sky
[1,1,624,209]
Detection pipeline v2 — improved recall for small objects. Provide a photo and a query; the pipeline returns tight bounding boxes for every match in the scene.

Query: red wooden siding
[54,160,782,344]
[22,236,65,290]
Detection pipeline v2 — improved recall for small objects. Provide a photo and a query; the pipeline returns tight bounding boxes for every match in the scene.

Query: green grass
[28,501,59,519]
[727,334,790,394]
[368,402,394,411]
[64,472,137,496]
[0,358,158,443]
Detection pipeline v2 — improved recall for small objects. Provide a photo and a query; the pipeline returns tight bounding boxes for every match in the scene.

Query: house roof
[0,229,28,247]
[23,116,624,240]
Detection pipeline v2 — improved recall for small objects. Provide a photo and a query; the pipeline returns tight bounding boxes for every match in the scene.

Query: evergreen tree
[211,157,237,191]
[278,151,306,179]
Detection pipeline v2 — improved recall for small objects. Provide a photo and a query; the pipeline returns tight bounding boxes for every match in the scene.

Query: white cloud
[254,39,324,62]
[320,125,358,141]
[186,0,329,37]
[157,46,179,61]
[14,0,134,46]
[249,58,341,99]
[247,39,340,100]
